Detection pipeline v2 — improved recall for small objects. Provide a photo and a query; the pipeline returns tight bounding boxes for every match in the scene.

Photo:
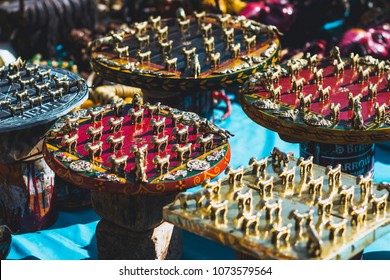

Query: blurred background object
[339,23,390,59]
[0,0,97,58]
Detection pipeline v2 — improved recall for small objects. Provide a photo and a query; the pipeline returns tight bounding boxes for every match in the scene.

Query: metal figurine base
[143,89,213,120]
[300,142,375,177]
[163,148,390,260]
[92,190,182,259]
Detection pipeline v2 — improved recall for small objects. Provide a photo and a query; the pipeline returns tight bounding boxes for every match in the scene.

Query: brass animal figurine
[269,84,282,101]
[106,135,125,152]
[228,42,241,58]
[243,34,256,50]
[367,83,378,100]
[150,135,169,152]
[153,154,170,175]
[196,134,214,152]
[193,11,206,25]
[217,14,231,29]
[357,67,371,83]
[61,134,79,153]
[127,108,144,124]
[178,18,190,35]
[312,67,324,84]
[172,126,189,143]
[134,21,148,36]
[159,40,173,57]
[37,69,51,82]
[330,103,341,122]
[306,53,319,69]
[134,151,148,183]
[203,36,215,54]
[172,143,192,163]
[347,92,362,110]
[107,154,128,175]
[150,117,166,135]
[164,56,177,71]
[271,147,290,168]
[248,157,268,179]
[182,47,196,70]
[225,165,244,185]
[86,126,103,142]
[223,28,234,50]
[136,34,150,49]
[88,33,123,51]
[291,76,306,93]
[48,88,64,101]
[317,85,331,102]
[87,107,105,123]
[209,52,220,68]
[137,50,151,64]
[33,80,50,96]
[156,26,169,42]
[332,59,345,76]
[27,96,43,108]
[374,102,386,122]
[298,93,312,109]
[200,22,212,38]
[84,141,103,162]
[107,116,124,133]
[149,15,161,30]
[189,54,201,78]
[114,46,129,58]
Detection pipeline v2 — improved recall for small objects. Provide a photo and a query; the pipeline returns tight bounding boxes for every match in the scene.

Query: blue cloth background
[6,94,390,260]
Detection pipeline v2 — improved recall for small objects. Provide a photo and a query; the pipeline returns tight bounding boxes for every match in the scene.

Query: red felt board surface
[241,57,390,144]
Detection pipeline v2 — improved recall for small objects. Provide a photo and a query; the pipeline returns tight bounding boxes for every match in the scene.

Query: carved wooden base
[143,89,213,119]
[96,219,182,260]
[0,156,57,233]
[91,190,181,259]
[91,191,178,231]
[300,142,375,176]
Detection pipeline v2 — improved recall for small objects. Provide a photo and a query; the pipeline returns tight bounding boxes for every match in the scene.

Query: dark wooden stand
[92,191,182,259]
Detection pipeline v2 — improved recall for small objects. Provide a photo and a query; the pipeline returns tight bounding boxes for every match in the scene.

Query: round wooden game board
[0,62,88,132]
[43,101,231,195]
[240,51,390,144]
[90,12,280,91]
[0,59,88,163]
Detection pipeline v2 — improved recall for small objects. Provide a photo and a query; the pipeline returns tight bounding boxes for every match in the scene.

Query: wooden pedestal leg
[300,142,375,176]
[0,156,57,233]
[55,176,91,211]
[142,89,213,119]
[91,190,182,260]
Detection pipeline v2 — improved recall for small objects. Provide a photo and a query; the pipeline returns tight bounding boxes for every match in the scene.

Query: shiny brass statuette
[163,147,390,259]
